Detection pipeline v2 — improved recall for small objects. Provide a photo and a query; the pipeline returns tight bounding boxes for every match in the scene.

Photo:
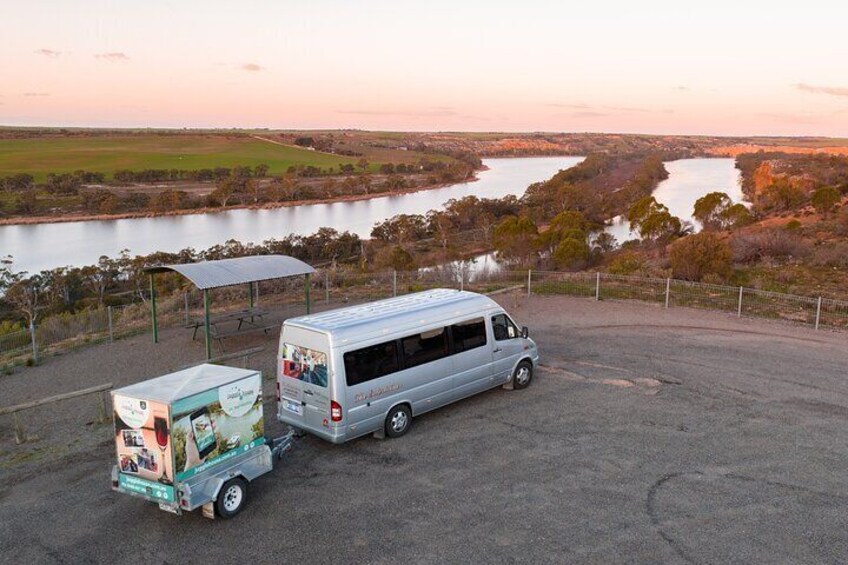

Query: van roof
[285,288,500,346]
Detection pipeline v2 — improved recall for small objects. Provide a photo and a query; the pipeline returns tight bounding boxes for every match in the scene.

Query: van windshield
[281,343,328,387]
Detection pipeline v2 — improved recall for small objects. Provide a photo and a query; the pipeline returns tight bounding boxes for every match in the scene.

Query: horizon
[2,125,848,141]
[2,1,848,136]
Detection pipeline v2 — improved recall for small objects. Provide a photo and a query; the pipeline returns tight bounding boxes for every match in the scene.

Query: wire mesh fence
[528,271,848,332]
[0,328,30,364]
[2,268,846,369]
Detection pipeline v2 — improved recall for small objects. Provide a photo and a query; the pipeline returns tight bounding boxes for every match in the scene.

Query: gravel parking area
[1,294,847,564]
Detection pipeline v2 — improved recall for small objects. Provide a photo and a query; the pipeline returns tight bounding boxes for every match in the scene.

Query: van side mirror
[521,326,529,339]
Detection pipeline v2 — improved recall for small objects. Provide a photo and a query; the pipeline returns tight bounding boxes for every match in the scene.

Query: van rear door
[278,327,331,432]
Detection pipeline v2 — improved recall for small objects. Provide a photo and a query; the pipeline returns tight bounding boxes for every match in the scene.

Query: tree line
[0,229,363,331]
[0,158,476,218]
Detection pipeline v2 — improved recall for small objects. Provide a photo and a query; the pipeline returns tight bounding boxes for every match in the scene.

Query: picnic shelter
[145,255,316,359]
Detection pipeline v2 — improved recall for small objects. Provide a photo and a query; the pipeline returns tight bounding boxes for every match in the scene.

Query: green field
[0,135,368,181]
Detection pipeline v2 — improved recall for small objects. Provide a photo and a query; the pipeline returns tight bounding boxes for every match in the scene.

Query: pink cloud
[96,52,129,62]
[34,48,62,58]
[241,63,263,72]
[795,83,848,97]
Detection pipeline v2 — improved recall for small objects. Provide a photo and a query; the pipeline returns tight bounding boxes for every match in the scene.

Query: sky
[1,0,847,136]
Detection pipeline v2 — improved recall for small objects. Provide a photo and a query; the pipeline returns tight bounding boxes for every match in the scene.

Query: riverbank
[0,169,486,226]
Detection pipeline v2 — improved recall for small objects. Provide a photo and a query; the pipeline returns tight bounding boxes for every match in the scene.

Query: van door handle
[303,390,314,396]
[493,347,502,353]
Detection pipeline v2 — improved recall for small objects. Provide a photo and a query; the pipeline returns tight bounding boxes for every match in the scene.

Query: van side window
[492,313,518,341]
[451,318,487,353]
[401,327,449,368]
[344,341,401,387]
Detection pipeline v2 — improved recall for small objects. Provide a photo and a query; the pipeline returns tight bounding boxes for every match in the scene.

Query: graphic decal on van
[354,383,401,403]
[281,343,328,387]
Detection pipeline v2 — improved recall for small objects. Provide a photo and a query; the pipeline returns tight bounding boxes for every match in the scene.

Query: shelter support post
[150,274,158,343]
[305,273,311,315]
[249,282,255,309]
[204,289,212,360]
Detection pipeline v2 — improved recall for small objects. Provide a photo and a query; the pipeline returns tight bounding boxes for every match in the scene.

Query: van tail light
[330,400,343,422]
[276,382,281,401]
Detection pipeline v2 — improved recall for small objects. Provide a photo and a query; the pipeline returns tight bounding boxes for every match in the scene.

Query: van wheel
[513,361,533,390]
[215,477,248,519]
[385,405,412,438]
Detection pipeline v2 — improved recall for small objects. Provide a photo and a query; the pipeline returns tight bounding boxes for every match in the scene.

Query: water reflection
[603,158,743,244]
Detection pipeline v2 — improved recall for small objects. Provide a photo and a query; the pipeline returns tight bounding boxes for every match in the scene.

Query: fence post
[393,270,397,297]
[527,270,532,299]
[737,286,743,318]
[460,269,464,292]
[324,270,330,304]
[815,297,822,330]
[107,306,114,343]
[29,320,38,364]
[13,412,26,444]
[595,272,601,301]
[664,278,671,308]
[96,391,108,424]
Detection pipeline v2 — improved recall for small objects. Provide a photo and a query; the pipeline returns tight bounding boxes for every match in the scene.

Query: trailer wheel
[513,361,533,390]
[216,477,248,519]
[385,405,412,438]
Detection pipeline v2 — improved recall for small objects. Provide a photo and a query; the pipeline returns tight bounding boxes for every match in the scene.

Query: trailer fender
[205,477,226,501]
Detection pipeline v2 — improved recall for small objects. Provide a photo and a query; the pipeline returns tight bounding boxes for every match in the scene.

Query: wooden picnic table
[186,307,271,340]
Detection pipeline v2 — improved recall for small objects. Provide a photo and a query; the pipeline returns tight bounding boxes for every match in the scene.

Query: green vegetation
[0,135,369,182]
[693,192,751,230]
[0,132,478,220]
[811,186,840,217]
[668,232,732,282]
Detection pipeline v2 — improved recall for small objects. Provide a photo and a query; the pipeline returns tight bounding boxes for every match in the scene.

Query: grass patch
[0,446,46,468]
[0,135,368,181]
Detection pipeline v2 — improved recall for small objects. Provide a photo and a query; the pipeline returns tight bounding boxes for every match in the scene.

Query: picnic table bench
[186,307,271,340]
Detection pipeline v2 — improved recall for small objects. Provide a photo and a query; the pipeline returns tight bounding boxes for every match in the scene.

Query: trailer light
[330,400,343,422]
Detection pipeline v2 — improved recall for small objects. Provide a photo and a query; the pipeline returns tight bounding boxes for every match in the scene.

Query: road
[1,295,847,564]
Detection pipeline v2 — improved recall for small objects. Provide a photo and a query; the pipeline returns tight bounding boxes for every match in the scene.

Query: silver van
[276,288,539,443]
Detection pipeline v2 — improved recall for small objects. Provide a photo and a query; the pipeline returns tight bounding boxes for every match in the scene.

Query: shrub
[668,232,732,282]
[373,245,415,271]
[811,243,848,269]
[730,229,809,263]
[607,251,645,275]
[811,186,841,217]
[552,238,589,270]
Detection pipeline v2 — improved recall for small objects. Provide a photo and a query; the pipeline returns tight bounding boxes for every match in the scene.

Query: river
[1,156,584,273]
[604,158,743,243]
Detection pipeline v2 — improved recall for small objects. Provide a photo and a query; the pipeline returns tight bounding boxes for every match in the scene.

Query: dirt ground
[1,294,847,563]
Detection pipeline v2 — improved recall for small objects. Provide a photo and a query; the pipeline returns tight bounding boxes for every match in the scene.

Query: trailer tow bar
[269,429,296,461]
